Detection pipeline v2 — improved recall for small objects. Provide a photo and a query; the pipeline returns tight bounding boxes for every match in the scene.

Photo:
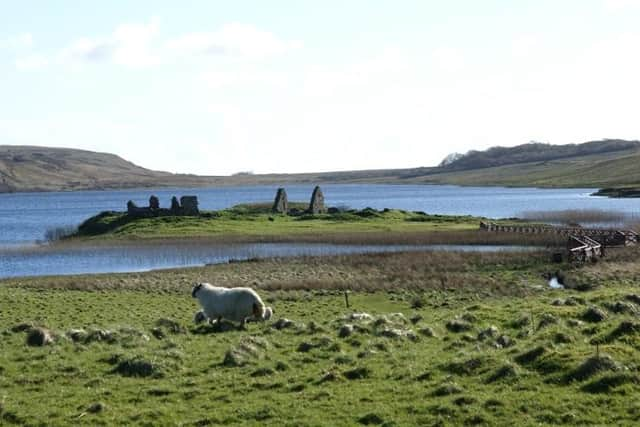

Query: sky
[1,0,640,175]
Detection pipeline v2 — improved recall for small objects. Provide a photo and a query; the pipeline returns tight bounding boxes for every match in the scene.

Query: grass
[70,206,483,241]
[519,209,632,226]
[2,248,640,425]
[62,205,568,248]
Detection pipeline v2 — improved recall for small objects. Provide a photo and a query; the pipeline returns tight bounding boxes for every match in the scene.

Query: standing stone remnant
[170,196,181,213]
[272,188,288,214]
[309,186,326,214]
[180,196,199,216]
[149,195,160,210]
[127,200,138,215]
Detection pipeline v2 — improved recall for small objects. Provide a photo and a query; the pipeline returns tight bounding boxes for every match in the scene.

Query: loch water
[0,184,636,278]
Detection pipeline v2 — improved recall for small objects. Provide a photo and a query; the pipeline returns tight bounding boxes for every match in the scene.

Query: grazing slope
[2,139,640,193]
[0,146,175,192]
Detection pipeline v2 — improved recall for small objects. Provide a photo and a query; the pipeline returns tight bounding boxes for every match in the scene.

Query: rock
[150,327,165,340]
[11,322,33,333]
[26,327,54,346]
[379,327,417,340]
[308,186,326,214]
[433,382,463,396]
[537,313,559,329]
[272,188,288,214]
[112,357,163,378]
[478,325,499,341]
[496,335,513,348]
[180,196,199,216]
[583,306,607,323]
[409,314,423,324]
[338,324,355,338]
[625,294,640,305]
[155,318,187,334]
[486,363,519,383]
[272,318,295,330]
[567,319,584,328]
[67,329,88,342]
[348,312,374,322]
[86,402,106,414]
[607,301,638,315]
[223,336,269,367]
[446,319,473,333]
[564,296,585,306]
[418,327,436,337]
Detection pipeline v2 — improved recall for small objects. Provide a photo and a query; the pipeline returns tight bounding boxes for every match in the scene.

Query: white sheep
[191,283,272,328]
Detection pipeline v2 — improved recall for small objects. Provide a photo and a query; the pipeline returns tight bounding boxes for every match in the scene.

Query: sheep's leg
[238,318,247,330]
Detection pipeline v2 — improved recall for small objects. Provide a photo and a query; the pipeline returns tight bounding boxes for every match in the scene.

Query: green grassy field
[71,206,484,241]
[2,249,640,425]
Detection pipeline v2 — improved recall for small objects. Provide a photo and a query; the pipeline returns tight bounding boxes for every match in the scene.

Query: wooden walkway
[479,221,638,247]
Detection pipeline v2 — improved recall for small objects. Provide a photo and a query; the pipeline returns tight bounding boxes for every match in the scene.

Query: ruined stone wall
[126,195,200,217]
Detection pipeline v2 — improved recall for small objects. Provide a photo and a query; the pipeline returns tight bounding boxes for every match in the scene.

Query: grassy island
[66,203,559,248]
[74,204,480,240]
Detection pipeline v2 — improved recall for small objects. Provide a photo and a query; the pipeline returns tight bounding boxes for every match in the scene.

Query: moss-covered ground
[2,248,640,425]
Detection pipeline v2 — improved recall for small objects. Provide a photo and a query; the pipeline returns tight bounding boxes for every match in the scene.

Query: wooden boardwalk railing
[479,222,638,247]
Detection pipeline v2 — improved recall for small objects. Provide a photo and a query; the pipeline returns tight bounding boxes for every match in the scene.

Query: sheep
[191,283,272,328]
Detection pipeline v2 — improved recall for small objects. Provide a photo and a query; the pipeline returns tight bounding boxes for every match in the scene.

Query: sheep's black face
[191,283,203,298]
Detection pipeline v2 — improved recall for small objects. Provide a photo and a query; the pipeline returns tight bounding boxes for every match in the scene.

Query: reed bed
[40,229,565,250]
[2,249,552,297]
[520,209,634,226]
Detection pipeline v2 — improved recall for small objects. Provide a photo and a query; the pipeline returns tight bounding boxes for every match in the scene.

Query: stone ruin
[149,195,160,210]
[309,186,326,214]
[269,186,327,215]
[272,188,288,213]
[126,195,200,217]
[180,196,199,216]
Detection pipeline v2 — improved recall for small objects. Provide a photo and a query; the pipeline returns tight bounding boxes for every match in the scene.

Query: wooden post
[344,290,350,308]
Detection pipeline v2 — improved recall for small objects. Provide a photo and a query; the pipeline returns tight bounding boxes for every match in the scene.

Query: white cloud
[201,69,287,90]
[167,23,302,60]
[38,19,297,70]
[60,17,161,67]
[0,33,33,50]
[603,0,640,10]
[15,54,48,71]
[431,47,466,73]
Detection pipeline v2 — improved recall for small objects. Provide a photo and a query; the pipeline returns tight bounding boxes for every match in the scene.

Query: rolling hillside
[2,140,640,193]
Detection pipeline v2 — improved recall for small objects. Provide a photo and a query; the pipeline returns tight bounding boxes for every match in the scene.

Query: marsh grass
[3,249,556,296]
[520,209,633,226]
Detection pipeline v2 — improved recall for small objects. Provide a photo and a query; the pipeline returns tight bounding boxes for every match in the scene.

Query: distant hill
[2,140,640,193]
[439,139,640,171]
[0,146,174,192]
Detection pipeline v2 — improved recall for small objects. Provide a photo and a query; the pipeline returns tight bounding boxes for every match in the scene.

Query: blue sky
[1,0,640,174]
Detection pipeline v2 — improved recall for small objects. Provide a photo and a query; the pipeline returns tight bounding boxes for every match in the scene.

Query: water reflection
[0,243,538,279]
